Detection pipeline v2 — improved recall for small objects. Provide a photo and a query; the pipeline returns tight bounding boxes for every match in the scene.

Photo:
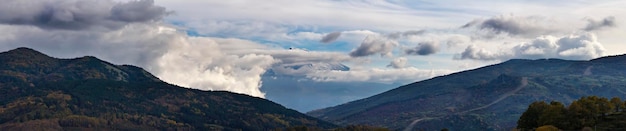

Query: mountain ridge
[308,54,626,130]
[0,47,336,130]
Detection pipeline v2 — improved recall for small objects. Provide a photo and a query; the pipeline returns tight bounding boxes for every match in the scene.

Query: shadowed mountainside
[309,55,626,130]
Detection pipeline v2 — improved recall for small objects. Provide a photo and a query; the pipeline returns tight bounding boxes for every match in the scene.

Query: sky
[1,0,625,112]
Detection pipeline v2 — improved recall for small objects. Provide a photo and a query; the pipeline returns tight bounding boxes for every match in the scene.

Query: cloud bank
[0,0,357,98]
[306,67,452,84]
[0,0,167,30]
[455,33,606,61]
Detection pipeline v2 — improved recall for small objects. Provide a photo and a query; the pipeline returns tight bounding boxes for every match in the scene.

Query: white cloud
[387,57,408,69]
[0,23,278,98]
[456,32,607,61]
[556,33,606,60]
[512,35,559,59]
[158,0,468,32]
[153,37,277,97]
[305,67,453,84]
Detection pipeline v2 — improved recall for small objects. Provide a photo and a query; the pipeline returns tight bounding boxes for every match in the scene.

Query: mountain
[308,56,626,130]
[0,47,336,130]
[262,62,400,112]
[279,62,350,72]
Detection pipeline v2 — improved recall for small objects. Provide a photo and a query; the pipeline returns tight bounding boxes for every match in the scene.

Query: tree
[538,101,566,127]
[517,101,548,129]
[566,101,590,129]
[535,125,558,131]
[610,97,624,112]
[596,97,613,116]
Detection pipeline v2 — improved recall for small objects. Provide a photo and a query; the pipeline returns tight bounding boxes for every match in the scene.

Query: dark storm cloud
[320,32,342,43]
[583,16,616,31]
[0,0,167,30]
[405,41,438,56]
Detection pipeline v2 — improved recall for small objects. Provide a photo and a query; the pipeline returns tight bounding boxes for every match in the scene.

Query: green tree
[610,97,623,112]
[538,101,566,127]
[517,101,548,130]
[566,101,590,129]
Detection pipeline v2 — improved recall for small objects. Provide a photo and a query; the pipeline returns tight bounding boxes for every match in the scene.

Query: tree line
[517,96,626,130]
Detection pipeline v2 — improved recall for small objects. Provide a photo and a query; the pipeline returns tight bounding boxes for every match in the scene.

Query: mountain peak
[1,47,52,59]
[0,47,336,130]
[10,47,39,52]
[591,54,626,63]
[0,47,160,83]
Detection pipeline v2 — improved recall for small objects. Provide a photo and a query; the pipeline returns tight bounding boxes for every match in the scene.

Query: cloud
[512,33,606,60]
[456,32,606,61]
[462,15,559,38]
[584,16,616,31]
[512,35,559,59]
[213,40,354,65]
[387,57,408,69]
[455,45,507,61]
[347,30,431,57]
[405,41,439,56]
[445,35,470,48]
[349,36,398,57]
[159,0,468,33]
[555,33,606,60]
[0,0,365,98]
[0,0,167,30]
[153,37,277,98]
[0,23,280,98]
[305,67,453,84]
[270,62,349,76]
[320,32,342,43]
[386,30,426,39]
[0,24,357,99]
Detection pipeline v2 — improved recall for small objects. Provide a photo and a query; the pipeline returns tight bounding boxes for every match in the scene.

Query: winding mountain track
[403,117,435,131]
[459,77,528,114]
[403,77,528,130]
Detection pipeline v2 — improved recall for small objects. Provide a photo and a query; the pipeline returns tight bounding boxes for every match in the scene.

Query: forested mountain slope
[0,47,336,130]
[309,55,626,130]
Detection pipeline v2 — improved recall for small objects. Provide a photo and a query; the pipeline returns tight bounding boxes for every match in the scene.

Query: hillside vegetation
[517,96,626,130]
[0,47,336,130]
[309,55,626,130]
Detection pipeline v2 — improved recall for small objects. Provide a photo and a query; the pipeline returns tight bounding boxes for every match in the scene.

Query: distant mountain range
[262,62,401,112]
[0,47,335,130]
[308,55,626,130]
